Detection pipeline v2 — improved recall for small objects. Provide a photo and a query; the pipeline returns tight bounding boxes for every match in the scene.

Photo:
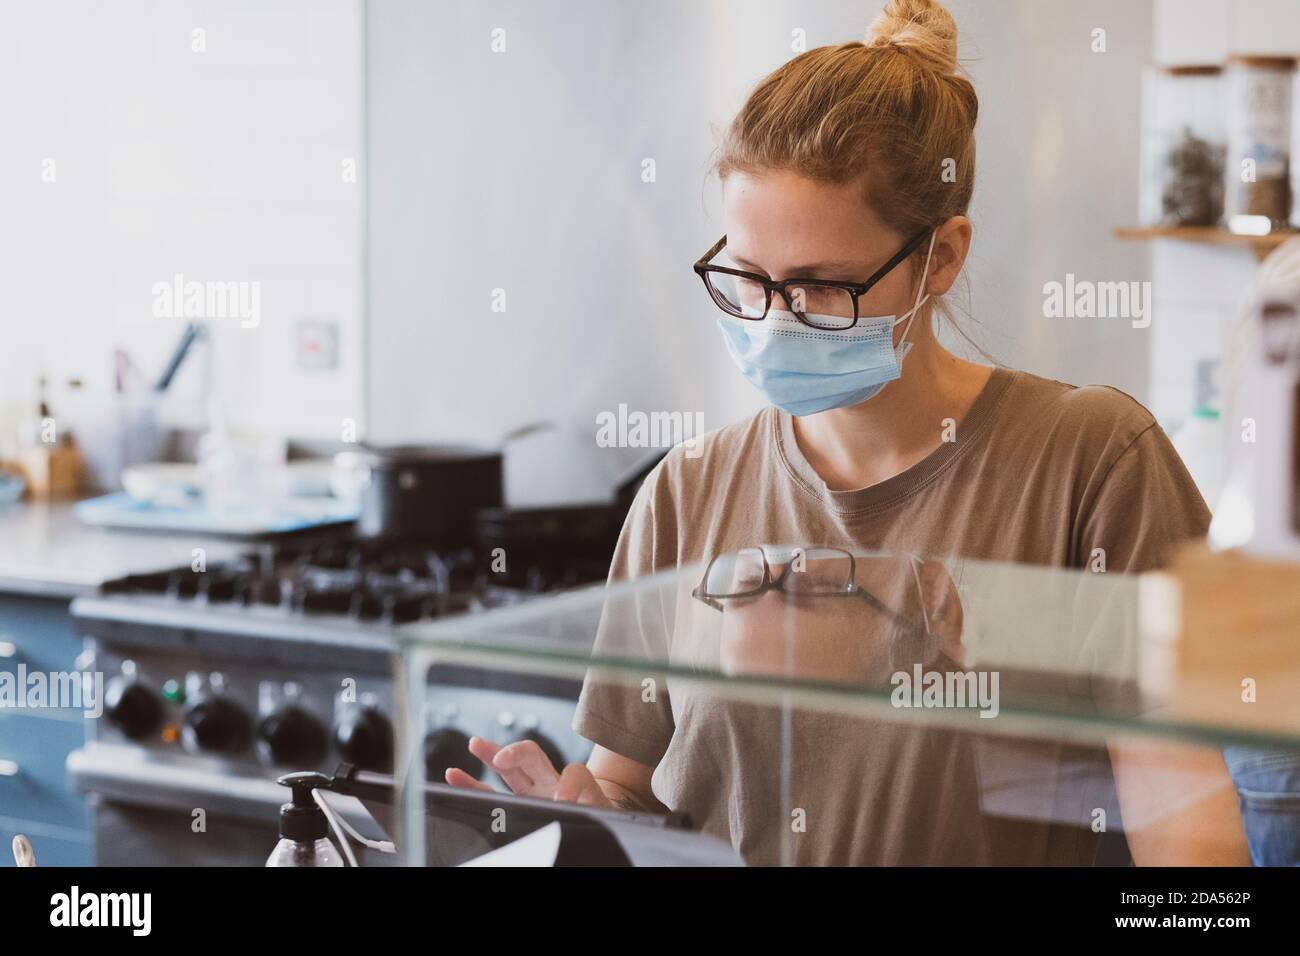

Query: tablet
[329,764,692,866]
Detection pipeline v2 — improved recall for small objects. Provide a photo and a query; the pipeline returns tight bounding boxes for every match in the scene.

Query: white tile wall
[0,0,365,446]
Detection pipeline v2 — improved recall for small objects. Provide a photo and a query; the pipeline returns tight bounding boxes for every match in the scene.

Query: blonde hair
[717,0,978,257]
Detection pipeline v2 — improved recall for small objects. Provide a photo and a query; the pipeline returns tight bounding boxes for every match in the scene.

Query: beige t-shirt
[572,368,1210,865]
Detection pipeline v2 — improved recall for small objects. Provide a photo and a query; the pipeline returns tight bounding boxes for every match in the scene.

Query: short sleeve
[1076,423,1211,574]
[1074,423,1209,716]
[571,456,679,767]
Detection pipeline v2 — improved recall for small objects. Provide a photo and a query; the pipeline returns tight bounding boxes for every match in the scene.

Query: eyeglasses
[693,229,933,331]
[691,546,928,638]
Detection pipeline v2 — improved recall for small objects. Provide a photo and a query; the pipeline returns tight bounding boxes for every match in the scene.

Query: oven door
[67,745,394,866]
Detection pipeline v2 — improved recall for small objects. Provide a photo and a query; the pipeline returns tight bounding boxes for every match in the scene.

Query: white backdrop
[0,0,365,443]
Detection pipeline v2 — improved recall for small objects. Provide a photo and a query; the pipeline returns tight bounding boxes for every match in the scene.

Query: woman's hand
[444,735,616,807]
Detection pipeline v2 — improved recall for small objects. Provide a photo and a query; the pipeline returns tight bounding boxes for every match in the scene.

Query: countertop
[0,502,242,600]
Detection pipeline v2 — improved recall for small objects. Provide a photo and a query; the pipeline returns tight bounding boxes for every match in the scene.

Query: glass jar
[1223,54,1296,234]
[1141,65,1226,227]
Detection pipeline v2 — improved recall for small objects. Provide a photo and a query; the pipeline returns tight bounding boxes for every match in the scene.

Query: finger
[469,736,536,793]
[492,740,561,788]
[444,767,494,791]
[552,763,593,803]
[554,763,608,806]
[466,736,533,792]
[467,735,502,765]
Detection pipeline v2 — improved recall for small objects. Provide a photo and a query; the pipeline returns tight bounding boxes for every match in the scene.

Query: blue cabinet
[0,593,91,866]
[0,821,91,868]
[0,714,87,829]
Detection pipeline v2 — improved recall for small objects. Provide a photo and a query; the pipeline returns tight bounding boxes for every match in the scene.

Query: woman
[449,0,1249,865]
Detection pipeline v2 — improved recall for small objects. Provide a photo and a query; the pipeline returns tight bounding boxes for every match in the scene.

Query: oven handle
[67,745,287,820]
[67,746,391,850]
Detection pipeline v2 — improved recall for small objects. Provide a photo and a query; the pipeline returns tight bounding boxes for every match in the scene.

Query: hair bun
[866,0,960,75]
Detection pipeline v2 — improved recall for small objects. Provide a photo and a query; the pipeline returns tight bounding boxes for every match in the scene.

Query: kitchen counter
[0,502,242,599]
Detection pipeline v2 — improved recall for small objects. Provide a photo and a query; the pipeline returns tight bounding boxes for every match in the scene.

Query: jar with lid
[1223,54,1296,233]
[1141,65,1226,227]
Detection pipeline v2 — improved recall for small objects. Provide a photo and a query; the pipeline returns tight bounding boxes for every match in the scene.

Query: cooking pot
[356,444,503,546]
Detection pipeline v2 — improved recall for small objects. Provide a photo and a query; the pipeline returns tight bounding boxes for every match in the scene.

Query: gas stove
[100,537,523,620]
[69,534,602,865]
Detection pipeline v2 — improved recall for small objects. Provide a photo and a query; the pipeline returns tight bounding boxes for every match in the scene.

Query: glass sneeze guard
[392,552,1300,866]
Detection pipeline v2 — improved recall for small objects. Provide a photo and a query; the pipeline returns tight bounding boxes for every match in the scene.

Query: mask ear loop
[889,552,940,671]
[906,552,950,668]
[892,231,937,347]
[907,553,934,636]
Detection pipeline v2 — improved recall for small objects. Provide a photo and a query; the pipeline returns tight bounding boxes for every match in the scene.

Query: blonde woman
[449,0,1250,866]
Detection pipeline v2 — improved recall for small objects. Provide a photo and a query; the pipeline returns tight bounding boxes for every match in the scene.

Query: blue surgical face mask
[717,233,936,417]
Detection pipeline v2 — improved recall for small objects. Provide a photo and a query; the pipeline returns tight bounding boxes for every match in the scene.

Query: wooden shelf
[1115,226,1298,260]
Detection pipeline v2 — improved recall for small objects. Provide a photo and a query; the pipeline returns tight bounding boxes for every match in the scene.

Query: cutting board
[74,492,359,538]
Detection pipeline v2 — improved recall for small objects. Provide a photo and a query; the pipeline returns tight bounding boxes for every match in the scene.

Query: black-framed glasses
[693,229,932,331]
[691,546,928,638]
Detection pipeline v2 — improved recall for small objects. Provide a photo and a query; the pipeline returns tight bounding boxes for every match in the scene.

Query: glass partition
[393,551,1299,866]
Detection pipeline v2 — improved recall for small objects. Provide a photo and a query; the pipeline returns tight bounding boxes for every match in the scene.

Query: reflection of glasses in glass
[693,230,932,331]
[691,546,928,637]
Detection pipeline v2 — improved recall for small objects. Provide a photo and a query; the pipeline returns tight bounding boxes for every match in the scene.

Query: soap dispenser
[267,772,344,867]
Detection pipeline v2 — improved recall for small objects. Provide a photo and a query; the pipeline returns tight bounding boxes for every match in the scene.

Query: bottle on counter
[1173,406,1225,509]
[1173,358,1226,511]
[14,374,83,499]
[267,773,344,867]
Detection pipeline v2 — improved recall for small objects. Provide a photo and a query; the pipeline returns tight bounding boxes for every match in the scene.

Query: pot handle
[498,420,554,446]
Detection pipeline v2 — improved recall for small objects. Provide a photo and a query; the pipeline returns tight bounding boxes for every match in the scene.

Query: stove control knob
[105,678,163,741]
[512,729,566,773]
[424,727,482,782]
[259,706,328,767]
[183,696,251,753]
[334,707,392,771]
